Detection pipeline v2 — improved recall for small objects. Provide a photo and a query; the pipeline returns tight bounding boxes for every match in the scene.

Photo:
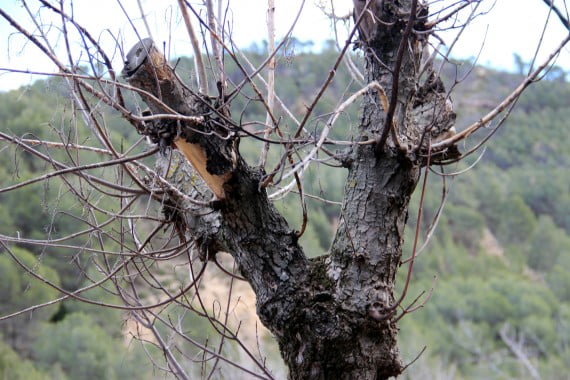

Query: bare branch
[542,0,570,30]
[178,0,209,94]
[431,34,570,151]
[259,0,277,168]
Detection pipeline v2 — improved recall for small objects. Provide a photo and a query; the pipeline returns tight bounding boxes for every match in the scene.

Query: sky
[0,0,569,91]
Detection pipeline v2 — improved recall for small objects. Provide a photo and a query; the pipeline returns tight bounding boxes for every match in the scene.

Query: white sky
[0,0,569,91]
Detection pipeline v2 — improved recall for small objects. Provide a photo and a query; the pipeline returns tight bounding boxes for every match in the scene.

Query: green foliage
[524,215,570,272]
[511,167,570,231]
[496,195,537,246]
[0,339,50,380]
[0,247,61,355]
[34,312,148,380]
[64,288,126,337]
[446,205,485,251]
[547,251,570,302]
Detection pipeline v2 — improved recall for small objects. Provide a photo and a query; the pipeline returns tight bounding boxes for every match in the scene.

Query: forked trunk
[123,1,457,377]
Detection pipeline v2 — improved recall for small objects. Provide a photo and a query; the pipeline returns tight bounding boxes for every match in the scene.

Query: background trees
[0,0,569,378]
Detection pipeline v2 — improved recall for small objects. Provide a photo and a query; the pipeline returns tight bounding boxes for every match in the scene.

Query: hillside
[0,44,569,379]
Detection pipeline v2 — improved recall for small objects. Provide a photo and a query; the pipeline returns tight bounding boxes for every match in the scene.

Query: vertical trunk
[319,1,424,377]
[269,1,428,377]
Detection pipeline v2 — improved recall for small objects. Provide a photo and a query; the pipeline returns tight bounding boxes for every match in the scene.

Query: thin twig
[431,34,570,151]
[541,0,570,30]
[375,0,418,153]
[259,0,277,168]
[379,140,432,319]
[136,0,154,40]
[292,0,374,139]
[178,0,209,94]
[205,0,224,91]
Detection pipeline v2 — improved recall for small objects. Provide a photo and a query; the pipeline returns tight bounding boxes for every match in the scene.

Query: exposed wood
[173,138,229,199]
[122,38,234,199]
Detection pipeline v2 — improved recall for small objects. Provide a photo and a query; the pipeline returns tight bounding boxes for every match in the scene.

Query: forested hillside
[0,42,569,379]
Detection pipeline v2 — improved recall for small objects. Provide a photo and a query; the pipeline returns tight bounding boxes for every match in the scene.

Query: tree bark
[122,1,456,378]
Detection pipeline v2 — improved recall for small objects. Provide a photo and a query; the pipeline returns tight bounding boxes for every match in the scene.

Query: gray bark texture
[123,1,457,378]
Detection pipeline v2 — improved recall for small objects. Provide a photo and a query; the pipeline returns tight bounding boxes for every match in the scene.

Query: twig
[375,0,418,153]
[177,0,209,94]
[379,140,432,319]
[136,0,154,40]
[541,0,570,30]
[1,138,112,155]
[276,81,388,185]
[0,147,158,194]
[401,346,427,373]
[259,0,277,168]
[206,0,224,91]
[292,0,374,139]
[431,34,570,151]
[499,324,542,380]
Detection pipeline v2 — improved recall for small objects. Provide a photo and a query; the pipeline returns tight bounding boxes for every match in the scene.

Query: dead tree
[119,1,458,377]
[1,0,569,378]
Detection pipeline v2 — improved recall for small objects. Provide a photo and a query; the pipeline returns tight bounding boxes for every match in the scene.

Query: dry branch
[122,38,236,199]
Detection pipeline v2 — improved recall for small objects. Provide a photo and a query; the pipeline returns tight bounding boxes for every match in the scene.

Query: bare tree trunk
[123,1,454,378]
